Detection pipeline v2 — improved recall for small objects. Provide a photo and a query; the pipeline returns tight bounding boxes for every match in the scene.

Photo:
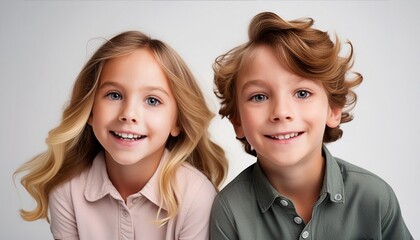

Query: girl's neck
[104,151,164,202]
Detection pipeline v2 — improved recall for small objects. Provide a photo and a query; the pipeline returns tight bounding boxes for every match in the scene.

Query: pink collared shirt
[49,150,217,240]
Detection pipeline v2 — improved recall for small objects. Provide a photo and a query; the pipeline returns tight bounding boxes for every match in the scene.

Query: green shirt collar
[254,144,345,213]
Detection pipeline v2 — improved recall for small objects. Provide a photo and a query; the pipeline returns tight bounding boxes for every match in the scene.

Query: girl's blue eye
[106,92,122,100]
[296,90,311,99]
[251,94,267,102]
[146,97,161,106]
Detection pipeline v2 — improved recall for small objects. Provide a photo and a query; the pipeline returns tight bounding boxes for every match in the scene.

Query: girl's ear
[87,112,93,127]
[326,106,342,128]
[231,115,245,139]
[170,124,181,137]
[87,115,93,126]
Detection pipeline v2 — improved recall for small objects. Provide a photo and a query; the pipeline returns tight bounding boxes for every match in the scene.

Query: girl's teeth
[114,132,141,139]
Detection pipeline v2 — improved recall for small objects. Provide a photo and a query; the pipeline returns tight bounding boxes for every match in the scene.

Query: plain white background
[1,1,419,239]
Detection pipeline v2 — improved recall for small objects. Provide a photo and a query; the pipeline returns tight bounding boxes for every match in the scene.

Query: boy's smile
[233,45,341,174]
[265,131,302,142]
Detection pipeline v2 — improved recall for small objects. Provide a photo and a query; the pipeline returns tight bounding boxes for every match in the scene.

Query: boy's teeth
[272,132,298,140]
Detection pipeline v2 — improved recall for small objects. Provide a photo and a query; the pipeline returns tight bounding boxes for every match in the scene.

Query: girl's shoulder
[178,161,215,187]
[178,161,210,180]
[49,152,105,202]
[175,161,217,200]
[170,162,217,227]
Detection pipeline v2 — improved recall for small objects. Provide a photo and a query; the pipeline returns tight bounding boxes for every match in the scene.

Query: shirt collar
[253,162,281,213]
[84,151,115,202]
[322,144,345,204]
[140,149,169,210]
[84,149,169,210]
[253,144,345,213]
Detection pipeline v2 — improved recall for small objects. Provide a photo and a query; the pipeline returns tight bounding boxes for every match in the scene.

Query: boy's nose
[270,98,293,122]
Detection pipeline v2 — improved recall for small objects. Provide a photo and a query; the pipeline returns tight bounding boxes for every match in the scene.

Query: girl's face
[89,48,180,167]
[233,45,341,174]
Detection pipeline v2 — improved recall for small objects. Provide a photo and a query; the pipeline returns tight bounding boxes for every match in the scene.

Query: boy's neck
[260,153,326,223]
[261,150,325,188]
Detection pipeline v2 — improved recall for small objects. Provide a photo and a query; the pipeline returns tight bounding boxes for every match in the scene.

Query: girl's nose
[119,101,138,123]
[119,116,137,123]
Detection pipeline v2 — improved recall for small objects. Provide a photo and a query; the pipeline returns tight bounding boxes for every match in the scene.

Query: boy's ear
[326,107,342,128]
[231,115,245,139]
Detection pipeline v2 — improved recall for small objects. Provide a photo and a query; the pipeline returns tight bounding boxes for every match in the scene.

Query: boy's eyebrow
[241,76,314,91]
[241,79,267,91]
[98,80,170,97]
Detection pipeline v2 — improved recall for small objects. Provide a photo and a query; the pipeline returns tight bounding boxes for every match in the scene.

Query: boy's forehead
[238,45,289,79]
[240,45,286,71]
[236,45,325,91]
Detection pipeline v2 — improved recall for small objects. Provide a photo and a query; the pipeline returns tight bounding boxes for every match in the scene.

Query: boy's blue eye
[296,90,310,99]
[146,97,161,106]
[251,94,267,102]
[106,92,122,100]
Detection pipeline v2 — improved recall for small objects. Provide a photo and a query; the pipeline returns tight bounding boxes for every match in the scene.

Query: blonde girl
[15,31,228,240]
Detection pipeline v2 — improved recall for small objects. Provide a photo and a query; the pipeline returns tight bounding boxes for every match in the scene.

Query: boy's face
[233,45,341,172]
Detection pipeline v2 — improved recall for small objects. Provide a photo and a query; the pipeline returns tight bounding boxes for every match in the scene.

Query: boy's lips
[110,131,146,140]
[265,132,303,140]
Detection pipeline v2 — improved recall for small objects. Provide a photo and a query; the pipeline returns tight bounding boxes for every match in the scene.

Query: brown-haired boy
[210,11,412,239]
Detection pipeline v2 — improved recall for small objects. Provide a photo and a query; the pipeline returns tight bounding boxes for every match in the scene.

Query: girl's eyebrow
[143,86,171,97]
[98,81,121,89]
[98,80,170,97]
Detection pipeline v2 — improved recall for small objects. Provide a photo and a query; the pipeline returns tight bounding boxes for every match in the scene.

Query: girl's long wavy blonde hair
[15,31,228,225]
[214,12,363,156]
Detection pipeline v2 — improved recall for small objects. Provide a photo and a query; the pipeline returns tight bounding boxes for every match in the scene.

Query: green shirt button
[280,199,288,206]
[334,193,343,201]
[294,216,303,224]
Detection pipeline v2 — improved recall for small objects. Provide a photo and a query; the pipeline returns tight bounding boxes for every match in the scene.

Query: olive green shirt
[210,146,412,240]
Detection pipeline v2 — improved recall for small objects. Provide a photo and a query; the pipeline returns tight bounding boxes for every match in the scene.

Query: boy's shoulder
[221,163,255,190]
[329,154,400,212]
[321,145,393,196]
[217,163,256,201]
[334,156,393,191]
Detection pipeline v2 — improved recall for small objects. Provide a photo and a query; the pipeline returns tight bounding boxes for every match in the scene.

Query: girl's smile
[111,131,146,140]
[110,130,147,147]
[89,48,180,167]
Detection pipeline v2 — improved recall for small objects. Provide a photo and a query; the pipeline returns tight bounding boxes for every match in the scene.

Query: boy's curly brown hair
[214,12,363,157]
